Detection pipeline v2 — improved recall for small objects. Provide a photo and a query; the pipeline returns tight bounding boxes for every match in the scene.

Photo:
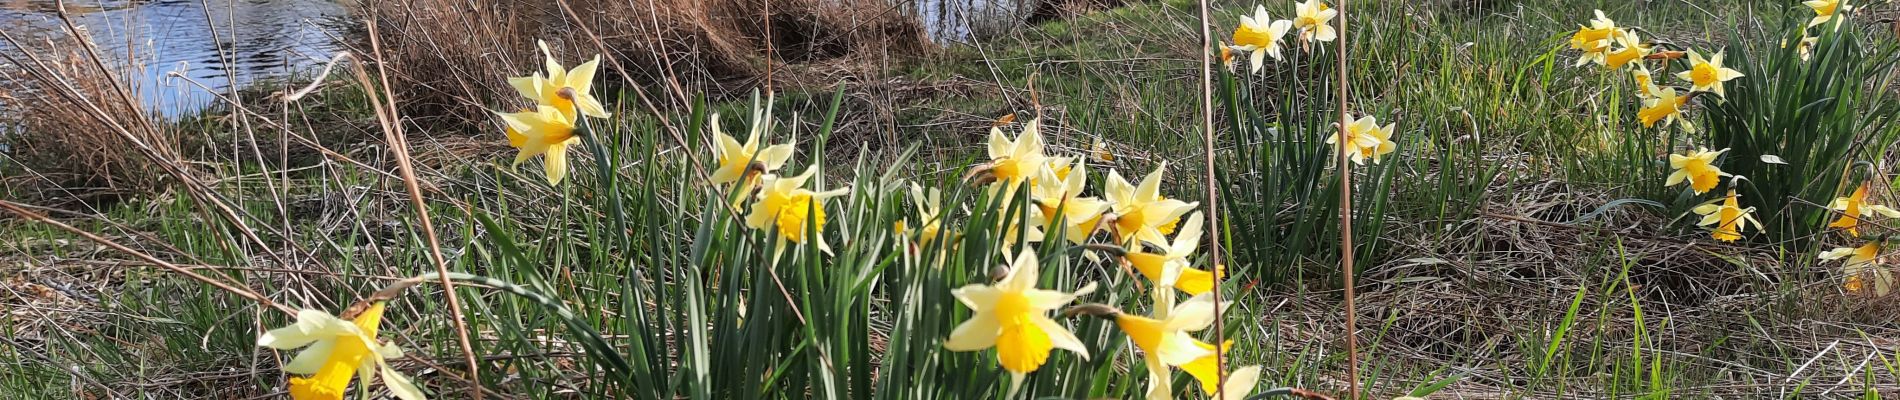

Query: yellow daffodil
[1293,0,1337,44]
[1179,341,1263,400]
[984,118,1051,187]
[1675,50,1744,97]
[1232,5,1292,73]
[1209,365,1265,400]
[1114,290,1227,400]
[1638,86,1692,131]
[1693,189,1762,242]
[1221,43,1237,72]
[1822,242,1890,295]
[708,110,794,185]
[496,105,581,185]
[1570,10,1620,66]
[508,40,609,119]
[1105,163,1199,248]
[945,250,1097,398]
[1829,183,1900,236]
[1090,137,1115,162]
[258,303,425,400]
[1127,212,1224,295]
[1665,148,1730,195]
[745,167,850,259]
[1603,31,1650,70]
[1792,35,1819,61]
[1031,163,1110,245]
[1327,115,1394,165]
[1631,64,1662,98]
[1805,0,1845,29]
[905,182,947,246]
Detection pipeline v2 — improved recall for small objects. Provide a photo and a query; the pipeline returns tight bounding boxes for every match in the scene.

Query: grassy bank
[5,0,1900,398]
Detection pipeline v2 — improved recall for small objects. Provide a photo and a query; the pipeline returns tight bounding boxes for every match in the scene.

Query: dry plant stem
[1194,0,1227,396]
[0,200,296,316]
[1333,1,1361,399]
[359,16,484,399]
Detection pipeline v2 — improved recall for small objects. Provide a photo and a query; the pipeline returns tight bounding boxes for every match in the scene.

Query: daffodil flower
[708,109,794,185]
[745,167,850,259]
[1631,64,1662,98]
[1178,340,1263,400]
[1603,30,1650,70]
[1031,163,1110,246]
[1570,10,1620,66]
[1114,290,1227,400]
[1665,148,1730,195]
[1327,115,1394,165]
[1638,86,1692,131]
[1127,212,1223,295]
[1207,365,1265,400]
[258,303,425,400]
[1105,163,1199,248]
[1220,43,1238,72]
[1821,242,1889,295]
[945,250,1097,398]
[1805,0,1845,29]
[508,40,610,120]
[497,105,581,185]
[1231,5,1292,73]
[1828,183,1900,237]
[1675,50,1743,97]
[983,118,1051,187]
[1693,189,1762,242]
[905,182,947,247]
[1292,0,1337,45]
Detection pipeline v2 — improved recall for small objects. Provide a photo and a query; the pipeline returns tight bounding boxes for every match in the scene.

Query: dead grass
[0,35,185,205]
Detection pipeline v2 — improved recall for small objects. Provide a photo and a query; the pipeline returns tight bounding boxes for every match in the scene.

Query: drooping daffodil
[1631,64,1662,98]
[1030,163,1110,246]
[1113,290,1228,400]
[1292,0,1338,45]
[1822,242,1891,296]
[1603,30,1650,70]
[1665,147,1730,195]
[1675,50,1744,97]
[258,303,425,400]
[508,40,609,119]
[1693,188,1762,242]
[1178,340,1263,400]
[708,108,794,186]
[1828,183,1900,237]
[745,166,851,259]
[1805,0,1846,29]
[497,105,580,185]
[945,249,1098,398]
[1638,86,1692,131]
[1105,163,1199,248]
[1127,212,1223,295]
[1231,5,1292,73]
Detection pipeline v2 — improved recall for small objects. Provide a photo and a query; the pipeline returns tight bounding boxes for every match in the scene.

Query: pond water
[0,0,352,118]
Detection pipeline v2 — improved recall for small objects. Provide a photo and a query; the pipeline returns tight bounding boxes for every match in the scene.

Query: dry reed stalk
[1193,0,1227,396]
[1334,1,1361,399]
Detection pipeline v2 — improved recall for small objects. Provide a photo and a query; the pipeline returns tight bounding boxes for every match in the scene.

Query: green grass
[5,0,1900,398]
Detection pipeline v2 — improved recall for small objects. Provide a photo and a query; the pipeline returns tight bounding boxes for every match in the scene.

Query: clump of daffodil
[1111,290,1228,400]
[745,166,851,259]
[1693,186,1762,242]
[1805,0,1846,30]
[1665,147,1730,195]
[1638,86,1693,131]
[1569,10,1622,66]
[508,40,610,120]
[1292,0,1337,45]
[1327,115,1397,165]
[1828,183,1900,237]
[1127,212,1223,296]
[945,249,1097,397]
[1105,163,1198,248]
[1676,49,1744,97]
[258,303,425,400]
[1231,5,1292,73]
[497,106,581,185]
[1030,163,1110,246]
[1822,242,1891,295]
[708,106,795,186]
[1603,31,1650,70]
[978,118,1052,188]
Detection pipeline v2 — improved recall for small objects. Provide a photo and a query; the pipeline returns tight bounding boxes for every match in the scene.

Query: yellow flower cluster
[940,117,1262,398]
[1225,0,1334,73]
[1568,10,1745,132]
[495,40,611,186]
[1821,182,1899,295]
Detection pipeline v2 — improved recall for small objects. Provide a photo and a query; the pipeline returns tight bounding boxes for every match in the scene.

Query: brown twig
[1193,0,1227,396]
[1333,1,1361,399]
[357,14,484,399]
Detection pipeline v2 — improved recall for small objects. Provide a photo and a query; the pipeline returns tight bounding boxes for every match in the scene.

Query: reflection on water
[914,0,1037,43]
[0,0,351,118]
